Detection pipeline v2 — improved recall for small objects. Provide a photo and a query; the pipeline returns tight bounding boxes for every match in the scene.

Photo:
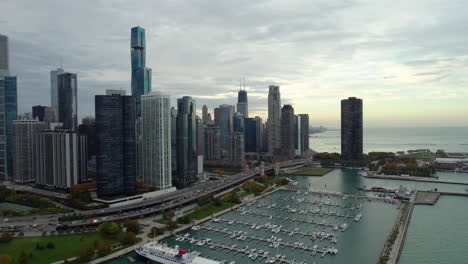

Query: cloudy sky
[1,0,468,127]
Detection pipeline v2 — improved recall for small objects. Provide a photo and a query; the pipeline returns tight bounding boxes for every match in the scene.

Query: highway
[1,159,310,231]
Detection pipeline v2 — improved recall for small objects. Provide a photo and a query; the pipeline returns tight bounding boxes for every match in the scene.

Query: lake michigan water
[311,127,468,153]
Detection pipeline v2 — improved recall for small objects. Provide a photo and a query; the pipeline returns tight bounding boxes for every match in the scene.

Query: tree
[123,219,141,233]
[176,216,191,225]
[162,211,175,220]
[0,255,12,264]
[122,232,137,245]
[98,222,121,236]
[93,239,100,249]
[148,227,164,238]
[0,232,12,243]
[77,248,93,263]
[98,243,111,256]
[166,221,178,230]
[46,242,55,249]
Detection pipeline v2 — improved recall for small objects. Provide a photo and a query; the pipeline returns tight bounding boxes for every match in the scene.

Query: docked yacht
[135,242,220,264]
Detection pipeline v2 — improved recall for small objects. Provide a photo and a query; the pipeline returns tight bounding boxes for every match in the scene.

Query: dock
[414,191,440,205]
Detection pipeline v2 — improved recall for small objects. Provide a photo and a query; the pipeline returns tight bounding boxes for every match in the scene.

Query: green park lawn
[0,232,122,264]
[189,203,232,220]
[292,167,334,176]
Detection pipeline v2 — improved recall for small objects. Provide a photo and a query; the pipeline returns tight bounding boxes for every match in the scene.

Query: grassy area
[291,167,333,176]
[188,203,232,220]
[0,232,122,264]
[0,202,33,212]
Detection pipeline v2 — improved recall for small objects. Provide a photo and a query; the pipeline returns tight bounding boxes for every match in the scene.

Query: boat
[135,242,221,264]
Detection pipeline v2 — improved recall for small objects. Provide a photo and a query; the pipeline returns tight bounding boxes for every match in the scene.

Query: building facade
[131,26,151,118]
[0,76,17,180]
[267,85,281,155]
[170,107,177,178]
[0,34,8,77]
[34,130,87,189]
[43,106,56,124]
[204,124,221,160]
[95,95,136,197]
[244,117,262,153]
[58,73,78,131]
[175,96,198,188]
[202,105,209,125]
[299,114,309,155]
[341,97,363,160]
[280,104,295,160]
[237,90,248,118]
[50,68,64,116]
[13,120,48,183]
[214,104,234,158]
[32,105,46,121]
[229,132,245,166]
[141,92,172,190]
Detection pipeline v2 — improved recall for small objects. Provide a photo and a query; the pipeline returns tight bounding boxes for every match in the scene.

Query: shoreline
[364,174,468,185]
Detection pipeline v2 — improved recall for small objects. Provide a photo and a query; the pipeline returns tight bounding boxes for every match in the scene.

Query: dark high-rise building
[299,114,309,154]
[170,107,177,177]
[0,34,9,76]
[131,26,151,117]
[34,130,87,189]
[233,112,244,133]
[204,124,221,160]
[280,104,295,160]
[0,76,17,180]
[237,90,248,118]
[58,73,78,131]
[229,132,245,165]
[32,105,46,121]
[50,68,64,114]
[13,120,48,183]
[267,85,281,155]
[214,104,234,158]
[78,119,97,160]
[175,96,197,188]
[244,117,262,153]
[196,116,203,156]
[95,95,136,197]
[341,97,363,160]
[202,105,209,125]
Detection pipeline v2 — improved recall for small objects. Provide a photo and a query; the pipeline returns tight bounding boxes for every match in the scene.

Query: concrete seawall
[365,175,468,185]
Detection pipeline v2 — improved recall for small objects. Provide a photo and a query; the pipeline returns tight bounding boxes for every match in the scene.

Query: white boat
[135,242,220,264]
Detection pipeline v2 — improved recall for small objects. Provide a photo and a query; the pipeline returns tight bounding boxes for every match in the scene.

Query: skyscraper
[32,105,46,121]
[131,26,151,118]
[0,76,17,180]
[294,115,301,156]
[202,105,209,125]
[267,85,281,155]
[204,124,221,161]
[0,34,9,77]
[95,94,136,197]
[43,107,56,124]
[13,120,48,183]
[244,117,262,153]
[170,107,177,177]
[50,68,64,115]
[78,117,96,160]
[341,97,363,160]
[141,92,172,190]
[237,90,248,118]
[196,116,203,156]
[34,130,87,189]
[280,104,295,160]
[214,104,234,158]
[299,114,310,155]
[229,132,245,166]
[175,96,198,188]
[233,112,244,133]
[58,73,78,131]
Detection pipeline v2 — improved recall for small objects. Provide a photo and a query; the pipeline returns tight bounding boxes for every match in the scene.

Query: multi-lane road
[1,159,310,232]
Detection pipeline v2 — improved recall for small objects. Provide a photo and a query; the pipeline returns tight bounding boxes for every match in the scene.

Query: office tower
[280,104,295,160]
[131,26,151,118]
[13,120,48,183]
[175,96,198,188]
[214,104,234,158]
[196,116,203,156]
[237,90,248,118]
[0,34,9,77]
[95,94,136,197]
[135,117,143,180]
[50,68,64,115]
[207,113,212,124]
[229,132,245,165]
[170,107,177,177]
[202,105,209,125]
[32,105,46,121]
[58,73,78,131]
[141,92,172,190]
[341,97,363,160]
[244,117,262,153]
[233,112,244,133]
[78,117,96,160]
[34,130,87,189]
[43,107,56,124]
[0,76,17,180]
[204,124,221,160]
[294,115,301,156]
[267,85,281,155]
[299,114,310,154]
[106,89,126,96]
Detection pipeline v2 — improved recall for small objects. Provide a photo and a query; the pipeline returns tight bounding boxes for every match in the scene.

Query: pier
[364,174,468,185]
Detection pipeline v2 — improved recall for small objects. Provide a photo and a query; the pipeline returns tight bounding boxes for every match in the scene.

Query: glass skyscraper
[0,76,17,180]
[131,26,152,117]
[58,73,78,131]
[95,94,136,197]
[341,97,363,160]
[50,68,64,117]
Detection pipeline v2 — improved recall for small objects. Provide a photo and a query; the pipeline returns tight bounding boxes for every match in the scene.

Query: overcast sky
[1,0,468,127]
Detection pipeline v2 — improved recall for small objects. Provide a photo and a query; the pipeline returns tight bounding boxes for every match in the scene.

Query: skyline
[1,0,468,127]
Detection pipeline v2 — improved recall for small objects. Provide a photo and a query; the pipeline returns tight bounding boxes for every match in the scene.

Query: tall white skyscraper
[141,92,172,190]
[267,85,281,155]
[50,68,64,118]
